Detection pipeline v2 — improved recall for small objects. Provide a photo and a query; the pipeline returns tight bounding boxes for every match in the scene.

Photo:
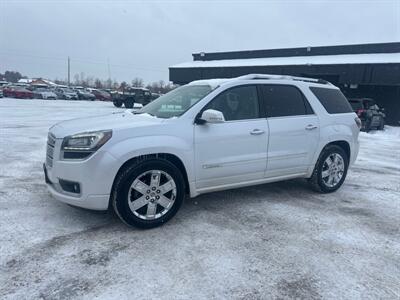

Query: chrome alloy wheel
[321,153,345,188]
[128,170,177,220]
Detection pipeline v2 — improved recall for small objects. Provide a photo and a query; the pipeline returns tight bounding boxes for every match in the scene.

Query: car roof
[188,74,333,89]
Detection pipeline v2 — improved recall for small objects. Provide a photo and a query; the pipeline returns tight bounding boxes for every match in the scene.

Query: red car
[91,89,111,101]
[3,86,34,99]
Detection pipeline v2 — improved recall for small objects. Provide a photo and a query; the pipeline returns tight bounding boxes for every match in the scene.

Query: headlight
[61,130,112,159]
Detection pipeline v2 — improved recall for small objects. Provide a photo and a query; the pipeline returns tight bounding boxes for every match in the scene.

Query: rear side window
[261,85,313,117]
[310,87,353,114]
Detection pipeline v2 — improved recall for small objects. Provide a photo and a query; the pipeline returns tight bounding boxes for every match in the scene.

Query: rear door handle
[305,124,318,130]
[250,129,265,135]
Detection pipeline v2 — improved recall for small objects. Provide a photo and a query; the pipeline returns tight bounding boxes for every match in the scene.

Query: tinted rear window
[310,87,353,114]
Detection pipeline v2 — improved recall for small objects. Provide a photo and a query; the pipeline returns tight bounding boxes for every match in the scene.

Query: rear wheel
[378,118,384,130]
[112,159,185,228]
[124,98,134,108]
[309,145,349,193]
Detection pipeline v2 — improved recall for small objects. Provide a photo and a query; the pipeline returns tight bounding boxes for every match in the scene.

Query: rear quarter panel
[299,84,360,176]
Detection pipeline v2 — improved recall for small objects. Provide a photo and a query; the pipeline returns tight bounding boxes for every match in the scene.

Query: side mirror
[197,109,225,124]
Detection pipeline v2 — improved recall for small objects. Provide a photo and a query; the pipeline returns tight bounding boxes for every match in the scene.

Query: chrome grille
[46,133,56,168]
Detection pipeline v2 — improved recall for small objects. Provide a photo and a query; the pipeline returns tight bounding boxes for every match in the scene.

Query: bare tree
[131,77,144,87]
[112,80,119,90]
[104,78,112,89]
[73,74,80,86]
[3,71,23,83]
[146,80,176,94]
[86,76,94,87]
[120,81,128,90]
[94,78,103,89]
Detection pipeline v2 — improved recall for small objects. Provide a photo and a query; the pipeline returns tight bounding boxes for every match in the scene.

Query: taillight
[355,117,362,129]
[356,109,366,117]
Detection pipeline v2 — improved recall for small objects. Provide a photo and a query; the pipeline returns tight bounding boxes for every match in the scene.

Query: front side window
[261,85,312,117]
[205,85,260,121]
[136,85,212,118]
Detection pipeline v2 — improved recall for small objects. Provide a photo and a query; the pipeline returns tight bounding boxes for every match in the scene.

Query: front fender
[106,135,195,182]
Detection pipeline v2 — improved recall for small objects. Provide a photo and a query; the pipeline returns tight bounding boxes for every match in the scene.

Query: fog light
[59,179,81,194]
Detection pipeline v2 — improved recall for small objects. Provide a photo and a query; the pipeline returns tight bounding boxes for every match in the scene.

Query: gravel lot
[0,99,399,299]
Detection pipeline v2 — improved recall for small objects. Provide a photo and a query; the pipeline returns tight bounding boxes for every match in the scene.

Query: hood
[50,111,165,138]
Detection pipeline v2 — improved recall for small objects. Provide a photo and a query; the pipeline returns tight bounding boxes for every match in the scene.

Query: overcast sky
[1,0,399,84]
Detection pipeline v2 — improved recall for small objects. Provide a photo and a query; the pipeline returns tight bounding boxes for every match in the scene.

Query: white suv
[44,74,360,228]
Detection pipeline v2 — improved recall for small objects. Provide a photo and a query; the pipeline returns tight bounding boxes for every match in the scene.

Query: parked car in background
[3,86,34,99]
[0,80,9,87]
[91,89,111,101]
[0,81,9,98]
[76,89,96,101]
[112,87,156,108]
[54,88,79,100]
[348,98,385,131]
[33,87,57,100]
[44,74,360,228]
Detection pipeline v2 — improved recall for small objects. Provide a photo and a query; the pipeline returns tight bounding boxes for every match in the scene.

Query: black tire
[124,98,134,108]
[308,145,349,193]
[378,118,384,130]
[112,159,185,229]
[113,100,123,107]
[365,119,371,132]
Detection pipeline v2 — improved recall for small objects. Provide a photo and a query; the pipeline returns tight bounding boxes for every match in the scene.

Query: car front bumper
[44,164,110,210]
[44,147,119,210]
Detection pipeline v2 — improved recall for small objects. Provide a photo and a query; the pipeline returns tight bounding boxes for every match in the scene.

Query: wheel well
[326,140,350,160]
[111,153,190,196]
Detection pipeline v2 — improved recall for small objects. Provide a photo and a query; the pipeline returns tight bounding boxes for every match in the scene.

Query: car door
[260,84,320,177]
[194,85,269,190]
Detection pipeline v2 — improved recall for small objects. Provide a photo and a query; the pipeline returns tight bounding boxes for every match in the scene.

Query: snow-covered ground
[0,98,399,299]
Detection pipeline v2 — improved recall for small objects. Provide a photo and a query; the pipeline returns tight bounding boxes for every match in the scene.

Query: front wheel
[309,145,349,193]
[112,159,185,228]
[113,100,123,107]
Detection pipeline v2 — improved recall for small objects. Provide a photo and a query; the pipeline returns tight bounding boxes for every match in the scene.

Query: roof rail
[235,74,330,85]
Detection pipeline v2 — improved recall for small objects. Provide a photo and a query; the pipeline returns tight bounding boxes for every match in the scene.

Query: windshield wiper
[132,111,156,117]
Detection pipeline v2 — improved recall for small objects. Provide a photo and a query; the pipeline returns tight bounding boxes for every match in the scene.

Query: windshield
[63,88,74,93]
[135,85,212,118]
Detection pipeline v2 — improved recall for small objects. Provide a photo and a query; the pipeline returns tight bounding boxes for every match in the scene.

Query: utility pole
[67,56,70,86]
[107,57,111,88]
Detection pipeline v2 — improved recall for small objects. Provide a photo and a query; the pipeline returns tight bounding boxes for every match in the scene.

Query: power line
[0,51,166,73]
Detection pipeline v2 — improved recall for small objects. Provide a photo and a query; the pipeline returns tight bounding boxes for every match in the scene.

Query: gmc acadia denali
[44,74,360,228]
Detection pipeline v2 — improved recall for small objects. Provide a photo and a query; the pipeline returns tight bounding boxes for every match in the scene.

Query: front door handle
[305,124,318,130]
[250,129,265,135]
